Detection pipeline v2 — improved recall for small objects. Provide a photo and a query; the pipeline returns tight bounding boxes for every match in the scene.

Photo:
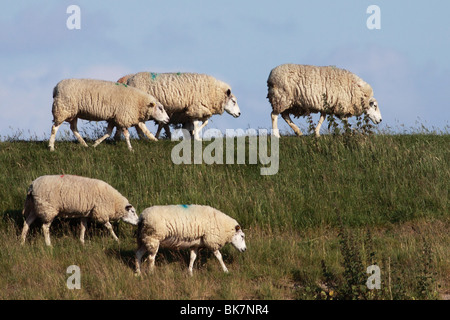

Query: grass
[0,129,448,300]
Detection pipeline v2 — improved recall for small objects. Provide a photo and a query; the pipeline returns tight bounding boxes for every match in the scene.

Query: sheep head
[224,89,241,118]
[365,97,382,124]
[230,225,246,252]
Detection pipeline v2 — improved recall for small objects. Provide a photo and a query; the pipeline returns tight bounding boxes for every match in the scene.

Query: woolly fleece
[267,64,375,118]
[52,78,161,128]
[25,175,132,224]
[137,204,240,251]
[126,72,233,123]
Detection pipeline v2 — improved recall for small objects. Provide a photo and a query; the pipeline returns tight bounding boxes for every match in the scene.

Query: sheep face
[152,102,170,124]
[230,225,246,252]
[224,89,241,118]
[121,205,139,225]
[365,98,382,124]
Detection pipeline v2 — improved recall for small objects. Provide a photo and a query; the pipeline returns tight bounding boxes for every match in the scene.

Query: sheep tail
[22,183,34,220]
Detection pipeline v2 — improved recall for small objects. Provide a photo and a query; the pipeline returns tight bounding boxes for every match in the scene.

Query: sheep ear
[125,205,133,211]
[226,89,231,97]
[235,225,241,231]
[149,102,155,108]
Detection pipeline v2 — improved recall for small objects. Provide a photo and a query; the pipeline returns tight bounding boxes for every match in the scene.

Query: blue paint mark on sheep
[180,204,189,209]
[150,72,158,80]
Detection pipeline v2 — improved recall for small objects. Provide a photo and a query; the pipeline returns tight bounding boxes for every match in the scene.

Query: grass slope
[0,134,448,299]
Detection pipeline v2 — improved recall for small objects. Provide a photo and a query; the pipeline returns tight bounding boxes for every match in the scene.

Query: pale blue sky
[1,0,449,139]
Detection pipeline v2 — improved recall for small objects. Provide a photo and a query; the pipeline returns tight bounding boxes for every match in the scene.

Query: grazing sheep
[125,72,241,140]
[135,204,246,276]
[267,64,382,137]
[20,175,139,246]
[48,78,170,151]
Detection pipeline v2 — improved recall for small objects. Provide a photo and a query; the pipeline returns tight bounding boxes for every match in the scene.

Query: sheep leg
[147,249,158,273]
[155,124,163,139]
[281,111,303,136]
[69,118,89,147]
[20,211,37,245]
[134,245,147,276]
[271,112,281,138]
[122,128,134,151]
[142,239,159,273]
[104,221,119,242]
[135,124,147,140]
[181,122,194,140]
[155,123,172,139]
[79,218,87,245]
[164,124,172,139]
[137,122,158,141]
[315,112,326,137]
[92,122,115,148]
[188,248,198,276]
[213,250,229,273]
[199,119,208,130]
[192,120,202,140]
[192,119,209,140]
[49,123,62,151]
[42,221,53,246]
[113,125,121,141]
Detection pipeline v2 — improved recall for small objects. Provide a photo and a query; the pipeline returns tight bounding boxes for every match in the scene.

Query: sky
[1,0,449,140]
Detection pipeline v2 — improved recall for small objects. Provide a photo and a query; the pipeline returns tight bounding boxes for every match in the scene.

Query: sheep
[116,74,134,85]
[135,204,246,276]
[48,78,170,152]
[267,64,382,137]
[124,72,241,140]
[20,174,139,246]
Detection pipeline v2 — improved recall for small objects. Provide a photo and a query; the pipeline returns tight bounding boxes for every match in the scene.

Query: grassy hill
[0,133,448,299]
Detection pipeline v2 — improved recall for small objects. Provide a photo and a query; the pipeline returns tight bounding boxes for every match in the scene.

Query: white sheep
[20,174,139,246]
[48,78,170,152]
[135,204,246,276]
[267,64,382,137]
[124,72,241,140]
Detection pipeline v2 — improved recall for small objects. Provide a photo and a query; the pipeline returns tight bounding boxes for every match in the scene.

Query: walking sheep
[124,72,241,140]
[267,64,382,137]
[20,175,139,246]
[135,204,246,276]
[48,78,170,152]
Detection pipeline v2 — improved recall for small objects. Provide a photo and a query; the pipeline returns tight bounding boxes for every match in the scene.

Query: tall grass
[0,129,448,299]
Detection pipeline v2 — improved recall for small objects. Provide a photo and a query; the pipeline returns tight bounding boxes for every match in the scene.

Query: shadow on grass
[2,210,127,246]
[106,243,237,274]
